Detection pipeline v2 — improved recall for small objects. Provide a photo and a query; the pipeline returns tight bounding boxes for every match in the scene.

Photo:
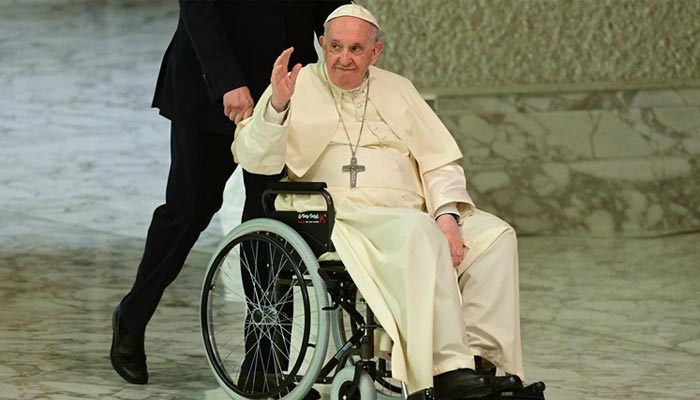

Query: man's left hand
[436,214,466,267]
[223,86,254,124]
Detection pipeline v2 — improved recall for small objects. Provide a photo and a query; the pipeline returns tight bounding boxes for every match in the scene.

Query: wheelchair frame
[200,182,545,400]
[200,182,405,400]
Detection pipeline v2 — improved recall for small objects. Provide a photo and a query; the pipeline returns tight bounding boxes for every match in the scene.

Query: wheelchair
[200,182,546,400]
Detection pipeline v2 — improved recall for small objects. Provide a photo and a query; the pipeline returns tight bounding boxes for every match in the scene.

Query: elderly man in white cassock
[233,4,525,400]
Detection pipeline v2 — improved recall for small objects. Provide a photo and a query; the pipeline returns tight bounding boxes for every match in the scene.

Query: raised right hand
[270,47,302,112]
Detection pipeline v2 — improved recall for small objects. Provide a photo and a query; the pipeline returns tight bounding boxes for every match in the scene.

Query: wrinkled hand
[223,86,254,124]
[436,214,466,267]
[270,47,302,112]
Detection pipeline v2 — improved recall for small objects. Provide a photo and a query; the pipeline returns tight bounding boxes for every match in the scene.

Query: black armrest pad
[267,181,327,192]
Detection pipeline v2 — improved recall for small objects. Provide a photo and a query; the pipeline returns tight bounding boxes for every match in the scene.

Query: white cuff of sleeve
[435,203,460,222]
[263,100,289,125]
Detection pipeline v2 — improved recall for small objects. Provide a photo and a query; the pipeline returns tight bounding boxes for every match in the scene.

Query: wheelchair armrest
[266,181,327,192]
[262,181,336,256]
[262,181,334,217]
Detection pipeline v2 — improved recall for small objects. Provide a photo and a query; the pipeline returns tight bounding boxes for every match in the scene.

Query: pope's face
[320,17,383,90]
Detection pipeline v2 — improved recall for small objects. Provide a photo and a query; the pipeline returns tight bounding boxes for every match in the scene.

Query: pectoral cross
[341,156,365,188]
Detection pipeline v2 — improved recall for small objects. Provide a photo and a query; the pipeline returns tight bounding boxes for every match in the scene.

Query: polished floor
[1,1,699,399]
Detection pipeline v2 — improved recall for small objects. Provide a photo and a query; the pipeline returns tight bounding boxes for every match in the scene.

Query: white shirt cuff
[263,99,289,125]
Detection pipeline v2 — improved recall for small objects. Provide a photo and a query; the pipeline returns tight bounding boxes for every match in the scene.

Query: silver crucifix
[341,156,366,188]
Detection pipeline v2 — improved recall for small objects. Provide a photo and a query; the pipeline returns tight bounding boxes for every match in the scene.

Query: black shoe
[434,368,490,400]
[407,388,437,400]
[491,374,523,394]
[474,356,523,395]
[110,307,148,384]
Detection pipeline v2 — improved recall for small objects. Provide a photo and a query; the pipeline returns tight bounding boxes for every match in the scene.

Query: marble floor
[1,1,698,399]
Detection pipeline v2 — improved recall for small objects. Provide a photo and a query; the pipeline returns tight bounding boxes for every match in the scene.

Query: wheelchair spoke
[212,259,248,302]
[210,288,247,303]
[214,324,244,349]
[268,257,294,294]
[245,316,292,369]
[239,244,269,306]
[248,243,283,308]
[202,222,330,399]
[271,285,296,310]
[268,339,287,380]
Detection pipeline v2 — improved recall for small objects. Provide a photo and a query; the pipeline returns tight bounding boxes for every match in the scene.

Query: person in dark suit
[110,0,348,387]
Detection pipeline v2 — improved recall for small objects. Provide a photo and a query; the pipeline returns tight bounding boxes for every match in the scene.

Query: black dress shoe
[434,368,491,399]
[491,374,523,394]
[407,388,437,400]
[110,307,148,384]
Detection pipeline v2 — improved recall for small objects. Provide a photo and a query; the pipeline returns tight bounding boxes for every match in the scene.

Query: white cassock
[233,62,523,393]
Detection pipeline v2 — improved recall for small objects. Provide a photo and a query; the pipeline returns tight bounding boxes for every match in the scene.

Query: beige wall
[355,0,700,236]
[358,0,700,94]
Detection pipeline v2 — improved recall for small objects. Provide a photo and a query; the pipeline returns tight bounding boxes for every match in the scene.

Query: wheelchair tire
[201,218,330,400]
[331,367,376,400]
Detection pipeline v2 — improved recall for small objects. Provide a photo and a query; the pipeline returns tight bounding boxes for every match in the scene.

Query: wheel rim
[201,222,328,399]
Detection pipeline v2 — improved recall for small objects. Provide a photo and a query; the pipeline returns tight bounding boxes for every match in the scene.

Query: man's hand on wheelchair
[436,214,467,267]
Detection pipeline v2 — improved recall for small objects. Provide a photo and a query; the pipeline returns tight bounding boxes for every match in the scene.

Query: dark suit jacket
[152,0,348,134]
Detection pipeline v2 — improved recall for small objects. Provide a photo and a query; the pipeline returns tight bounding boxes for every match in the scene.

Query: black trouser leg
[240,242,294,375]
[240,170,293,380]
[119,123,235,337]
[242,169,284,222]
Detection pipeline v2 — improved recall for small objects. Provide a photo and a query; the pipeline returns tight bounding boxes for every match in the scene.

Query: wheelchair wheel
[331,367,376,400]
[332,299,405,399]
[201,219,330,400]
